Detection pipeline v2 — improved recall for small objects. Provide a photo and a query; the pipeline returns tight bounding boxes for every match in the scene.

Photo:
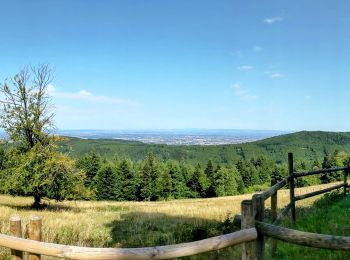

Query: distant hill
[58,131,350,165]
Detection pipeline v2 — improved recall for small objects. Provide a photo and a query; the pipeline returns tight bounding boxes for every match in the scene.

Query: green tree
[76,151,101,188]
[204,160,216,197]
[213,166,238,196]
[0,65,87,207]
[0,65,54,151]
[95,164,118,200]
[0,144,88,207]
[118,159,137,201]
[140,153,159,201]
[156,168,173,200]
[166,161,189,199]
[188,164,210,198]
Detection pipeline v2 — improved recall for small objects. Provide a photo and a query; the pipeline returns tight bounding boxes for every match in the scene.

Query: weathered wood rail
[3,216,257,259]
[1,152,349,259]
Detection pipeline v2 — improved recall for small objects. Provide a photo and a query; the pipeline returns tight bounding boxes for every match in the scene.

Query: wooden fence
[0,152,349,259]
[2,217,257,259]
[238,152,350,259]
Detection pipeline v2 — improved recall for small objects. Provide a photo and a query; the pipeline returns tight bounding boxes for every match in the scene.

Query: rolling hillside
[59,131,350,165]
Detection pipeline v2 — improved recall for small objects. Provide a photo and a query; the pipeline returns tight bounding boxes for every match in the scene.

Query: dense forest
[55,131,350,201]
[1,131,349,202]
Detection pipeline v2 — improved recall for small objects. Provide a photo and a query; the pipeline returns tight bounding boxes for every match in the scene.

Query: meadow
[0,183,341,259]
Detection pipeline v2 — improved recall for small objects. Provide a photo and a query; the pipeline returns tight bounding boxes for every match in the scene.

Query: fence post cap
[30,215,41,221]
[10,216,21,221]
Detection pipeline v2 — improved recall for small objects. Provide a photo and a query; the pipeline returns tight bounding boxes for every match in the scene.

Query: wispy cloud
[237,65,254,71]
[269,73,284,79]
[47,85,137,105]
[231,82,257,100]
[263,17,283,24]
[253,46,262,52]
[264,71,284,79]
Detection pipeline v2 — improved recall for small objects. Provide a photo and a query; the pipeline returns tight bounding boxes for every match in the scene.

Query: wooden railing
[2,215,257,259]
[1,152,349,259]
[238,152,350,260]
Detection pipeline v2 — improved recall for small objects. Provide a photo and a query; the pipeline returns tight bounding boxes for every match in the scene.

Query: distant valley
[57,129,288,145]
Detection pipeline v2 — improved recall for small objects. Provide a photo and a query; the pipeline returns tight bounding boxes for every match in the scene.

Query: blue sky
[0,0,349,131]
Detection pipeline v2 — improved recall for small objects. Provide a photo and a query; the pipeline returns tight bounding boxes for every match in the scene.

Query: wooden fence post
[252,194,264,260]
[344,168,348,196]
[28,216,42,260]
[271,180,278,257]
[241,200,255,260]
[10,216,23,260]
[288,153,296,223]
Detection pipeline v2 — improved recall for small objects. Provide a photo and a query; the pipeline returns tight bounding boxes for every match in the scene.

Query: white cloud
[253,46,262,52]
[263,17,283,24]
[270,73,284,79]
[238,65,254,71]
[231,82,257,100]
[264,71,284,79]
[47,84,137,105]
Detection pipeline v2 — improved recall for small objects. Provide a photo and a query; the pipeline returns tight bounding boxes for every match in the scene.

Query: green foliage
[187,164,210,198]
[76,151,101,188]
[213,166,238,196]
[165,161,189,199]
[0,65,90,207]
[275,192,350,259]
[118,159,137,201]
[140,154,159,201]
[320,150,348,183]
[0,144,89,204]
[0,65,54,151]
[95,164,118,200]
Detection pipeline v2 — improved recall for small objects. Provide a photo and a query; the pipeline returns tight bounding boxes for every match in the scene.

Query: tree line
[76,152,274,201]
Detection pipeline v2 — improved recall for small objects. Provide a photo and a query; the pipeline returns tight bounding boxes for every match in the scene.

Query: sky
[0,0,349,131]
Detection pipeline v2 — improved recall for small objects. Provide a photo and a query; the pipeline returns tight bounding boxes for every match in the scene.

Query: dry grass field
[0,182,342,259]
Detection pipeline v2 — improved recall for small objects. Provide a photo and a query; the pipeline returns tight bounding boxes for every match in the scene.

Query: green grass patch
[273,191,350,259]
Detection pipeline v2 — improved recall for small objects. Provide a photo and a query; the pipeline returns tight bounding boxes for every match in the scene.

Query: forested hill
[59,131,350,166]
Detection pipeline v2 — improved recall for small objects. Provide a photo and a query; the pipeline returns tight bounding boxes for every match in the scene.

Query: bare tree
[0,64,55,150]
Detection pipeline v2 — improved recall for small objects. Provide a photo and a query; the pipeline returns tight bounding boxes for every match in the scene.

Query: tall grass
[272,190,350,260]
[0,183,341,259]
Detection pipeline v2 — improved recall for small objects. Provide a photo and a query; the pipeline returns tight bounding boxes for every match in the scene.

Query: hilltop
[59,131,350,165]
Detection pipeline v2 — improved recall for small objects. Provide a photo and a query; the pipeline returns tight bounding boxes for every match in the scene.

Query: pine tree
[156,169,173,200]
[167,161,188,199]
[95,164,118,200]
[76,151,101,188]
[204,160,216,197]
[188,164,210,198]
[140,153,159,201]
[213,167,238,196]
[118,159,137,201]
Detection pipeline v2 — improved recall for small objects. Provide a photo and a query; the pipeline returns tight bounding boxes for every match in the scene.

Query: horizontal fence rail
[256,221,350,250]
[292,166,349,178]
[0,228,257,260]
[294,183,347,201]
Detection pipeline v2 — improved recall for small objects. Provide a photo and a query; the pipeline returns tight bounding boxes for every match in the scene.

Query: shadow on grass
[0,202,82,212]
[105,211,241,260]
